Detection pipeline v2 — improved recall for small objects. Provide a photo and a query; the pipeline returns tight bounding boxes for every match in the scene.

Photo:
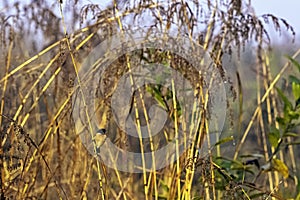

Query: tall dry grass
[0,0,299,199]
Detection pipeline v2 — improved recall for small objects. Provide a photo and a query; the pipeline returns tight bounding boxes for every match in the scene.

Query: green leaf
[296,98,300,108]
[288,110,300,120]
[268,128,280,148]
[157,179,170,199]
[292,82,300,102]
[271,158,289,179]
[286,56,300,73]
[296,192,300,200]
[276,117,287,127]
[191,196,203,200]
[282,132,299,138]
[289,75,300,84]
[276,87,293,113]
[297,179,300,199]
[215,156,243,168]
[159,182,169,192]
[214,136,234,146]
[146,85,167,110]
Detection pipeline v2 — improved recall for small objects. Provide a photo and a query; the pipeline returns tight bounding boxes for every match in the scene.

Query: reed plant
[0,0,299,199]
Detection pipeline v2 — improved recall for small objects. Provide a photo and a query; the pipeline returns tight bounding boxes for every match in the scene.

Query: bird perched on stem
[92,128,107,153]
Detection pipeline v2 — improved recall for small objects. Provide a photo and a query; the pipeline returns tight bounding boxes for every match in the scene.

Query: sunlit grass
[0,0,299,199]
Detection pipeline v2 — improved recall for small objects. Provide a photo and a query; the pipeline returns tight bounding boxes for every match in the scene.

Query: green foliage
[262,56,300,198]
[274,57,300,137]
[268,126,281,148]
[214,136,234,146]
[271,58,300,156]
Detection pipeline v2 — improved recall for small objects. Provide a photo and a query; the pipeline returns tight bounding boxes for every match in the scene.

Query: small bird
[92,128,107,153]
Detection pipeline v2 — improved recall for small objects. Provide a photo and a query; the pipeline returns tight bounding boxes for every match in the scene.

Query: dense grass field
[1,1,300,199]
